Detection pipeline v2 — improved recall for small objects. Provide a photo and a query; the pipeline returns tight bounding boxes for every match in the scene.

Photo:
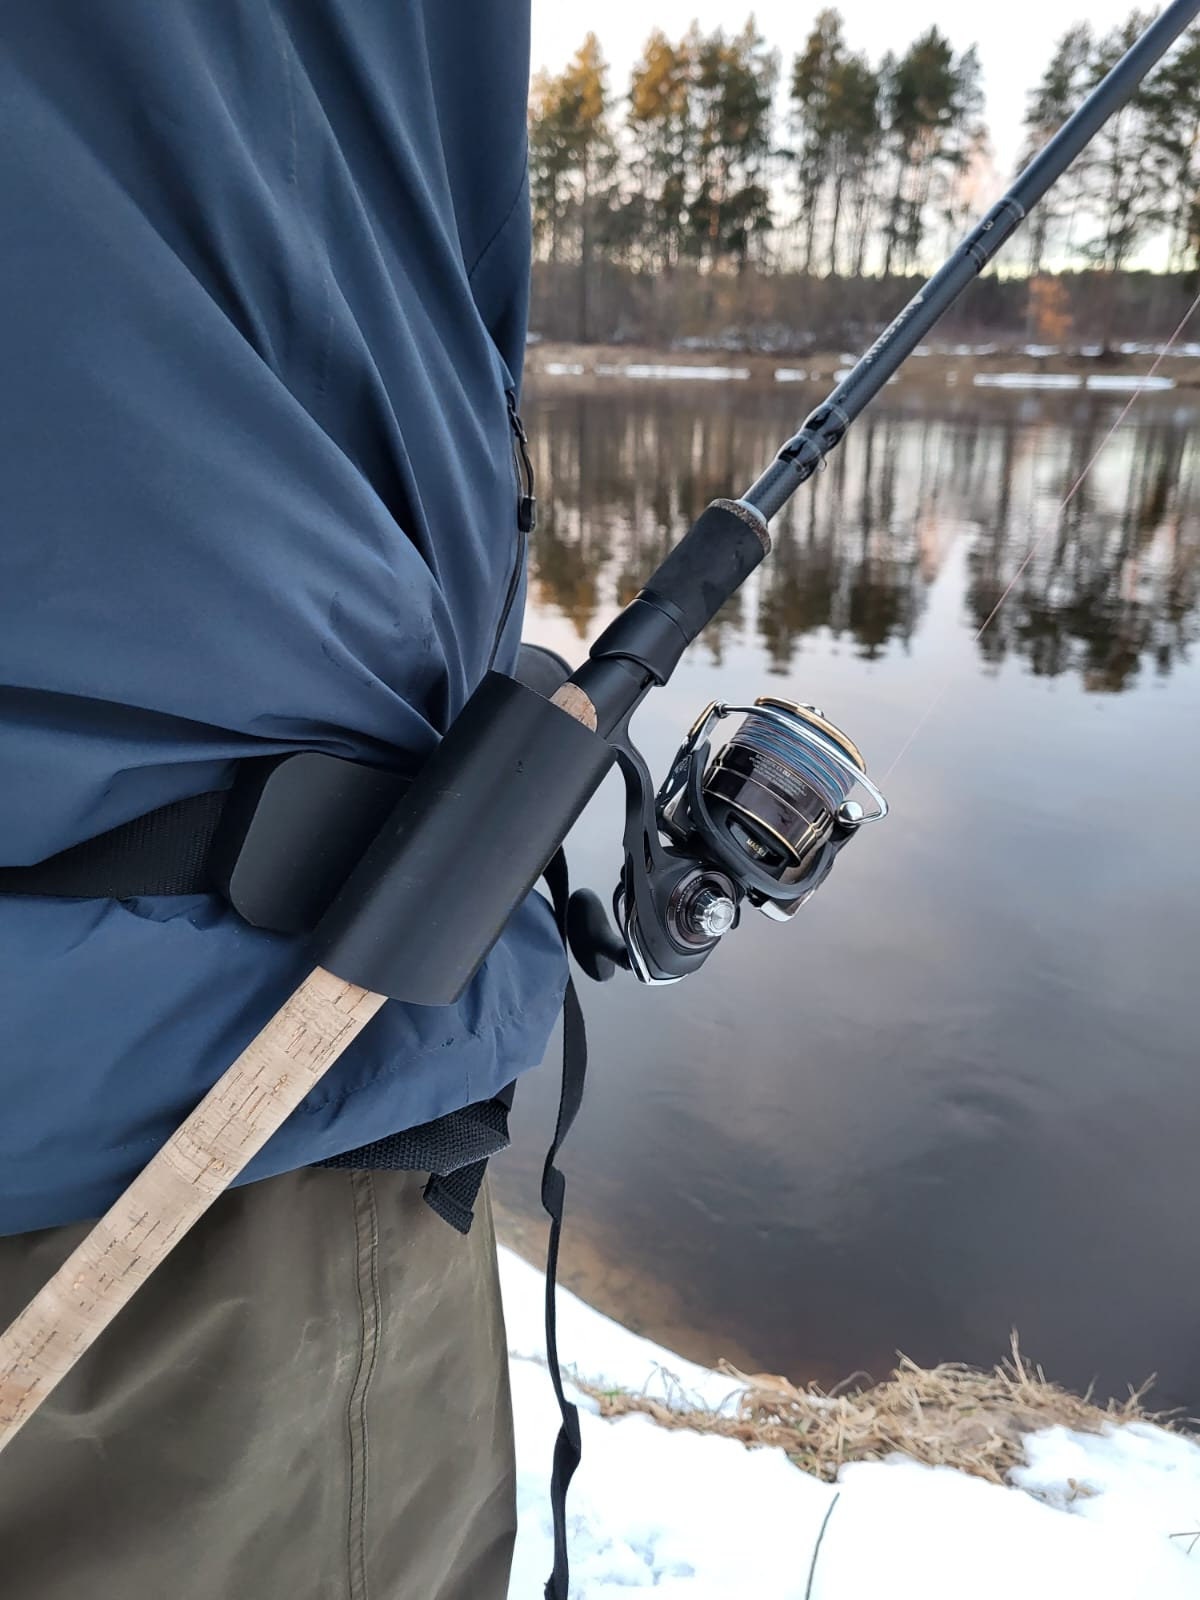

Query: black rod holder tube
[316,675,615,1005]
[742,0,1200,522]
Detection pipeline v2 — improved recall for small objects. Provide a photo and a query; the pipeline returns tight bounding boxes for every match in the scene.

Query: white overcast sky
[531,0,1157,177]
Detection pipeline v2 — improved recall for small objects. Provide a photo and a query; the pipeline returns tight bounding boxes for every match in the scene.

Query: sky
[531,0,1158,179]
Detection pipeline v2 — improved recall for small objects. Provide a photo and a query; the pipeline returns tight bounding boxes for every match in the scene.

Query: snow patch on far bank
[1086,373,1176,392]
[501,1245,1200,1597]
[592,363,750,382]
[975,372,1083,390]
[974,372,1176,393]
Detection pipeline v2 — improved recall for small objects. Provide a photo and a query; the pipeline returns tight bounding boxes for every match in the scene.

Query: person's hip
[0,1166,516,1600]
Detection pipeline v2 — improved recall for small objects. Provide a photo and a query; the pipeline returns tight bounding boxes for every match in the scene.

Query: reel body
[568,697,886,985]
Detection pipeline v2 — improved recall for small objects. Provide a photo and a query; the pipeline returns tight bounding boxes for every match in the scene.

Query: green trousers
[0,1168,517,1600]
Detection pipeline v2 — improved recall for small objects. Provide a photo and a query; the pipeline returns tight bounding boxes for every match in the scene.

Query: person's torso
[0,0,564,1234]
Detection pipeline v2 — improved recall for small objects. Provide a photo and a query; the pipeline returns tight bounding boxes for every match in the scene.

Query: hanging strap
[541,848,588,1600]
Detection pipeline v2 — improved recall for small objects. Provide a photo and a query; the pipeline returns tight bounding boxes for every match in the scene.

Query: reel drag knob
[685,884,737,939]
[666,870,740,949]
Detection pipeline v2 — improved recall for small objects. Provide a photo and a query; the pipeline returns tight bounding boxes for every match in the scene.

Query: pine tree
[880,29,963,275]
[1079,12,1168,276]
[933,46,988,258]
[790,9,845,274]
[1144,30,1200,272]
[687,20,778,272]
[1019,25,1093,274]
[627,29,696,272]
[827,53,883,276]
[528,36,617,337]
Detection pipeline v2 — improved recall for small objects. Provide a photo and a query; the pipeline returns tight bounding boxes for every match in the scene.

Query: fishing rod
[0,0,1196,1576]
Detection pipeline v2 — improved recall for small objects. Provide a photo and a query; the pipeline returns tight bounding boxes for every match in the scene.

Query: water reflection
[526,387,1200,688]
[967,416,1200,690]
[500,382,1200,1411]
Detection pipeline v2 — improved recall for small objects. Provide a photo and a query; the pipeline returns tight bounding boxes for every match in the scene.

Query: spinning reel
[568,696,887,985]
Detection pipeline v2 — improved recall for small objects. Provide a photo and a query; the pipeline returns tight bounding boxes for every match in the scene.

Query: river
[492,377,1200,1412]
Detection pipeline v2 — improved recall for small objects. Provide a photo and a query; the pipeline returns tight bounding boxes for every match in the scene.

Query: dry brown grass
[577,1336,1175,1487]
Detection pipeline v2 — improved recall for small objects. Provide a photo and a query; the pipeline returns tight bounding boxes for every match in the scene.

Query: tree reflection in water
[523,384,1200,691]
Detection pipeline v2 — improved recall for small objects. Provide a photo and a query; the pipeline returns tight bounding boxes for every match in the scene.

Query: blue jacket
[0,2,564,1234]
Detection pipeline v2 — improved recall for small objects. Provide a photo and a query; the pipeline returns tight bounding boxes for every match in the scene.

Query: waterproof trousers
[0,1168,517,1599]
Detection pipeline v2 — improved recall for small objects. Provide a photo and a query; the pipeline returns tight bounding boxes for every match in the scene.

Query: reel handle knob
[567,889,630,983]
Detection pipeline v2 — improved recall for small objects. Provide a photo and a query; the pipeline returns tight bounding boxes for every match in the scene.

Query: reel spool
[567,694,887,986]
[661,698,887,920]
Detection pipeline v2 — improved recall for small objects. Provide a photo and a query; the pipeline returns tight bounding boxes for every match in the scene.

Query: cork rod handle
[0,684,599,1454]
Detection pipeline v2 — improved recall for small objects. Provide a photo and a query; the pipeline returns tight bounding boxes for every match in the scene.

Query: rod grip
[640,499,769,645]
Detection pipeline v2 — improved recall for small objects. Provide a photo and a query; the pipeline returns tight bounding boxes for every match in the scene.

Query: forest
[528,11,1200,347]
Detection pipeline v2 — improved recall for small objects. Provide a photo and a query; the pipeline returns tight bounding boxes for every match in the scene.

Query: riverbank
[524,338,1200,392]
[502,1246,1200,1596]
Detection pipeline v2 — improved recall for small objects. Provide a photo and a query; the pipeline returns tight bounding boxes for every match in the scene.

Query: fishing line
[879,285,1200,785]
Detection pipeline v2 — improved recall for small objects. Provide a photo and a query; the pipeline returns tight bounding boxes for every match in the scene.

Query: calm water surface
[492,379,1200,1409]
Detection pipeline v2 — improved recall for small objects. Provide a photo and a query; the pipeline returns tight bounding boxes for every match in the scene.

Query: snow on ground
[1086,373,1176,392]
[501,1246,1200,1598]
[1119,341,1200,358]
[591,363,750,382]
[975,372,1083,390]
[974,372,1177,393]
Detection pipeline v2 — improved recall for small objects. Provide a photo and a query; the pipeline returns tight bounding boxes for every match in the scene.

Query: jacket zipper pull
[507,392,537,534]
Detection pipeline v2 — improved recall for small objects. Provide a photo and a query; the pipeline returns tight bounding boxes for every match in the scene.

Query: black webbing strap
[0,789,229,898]
[321,1097,512,1234]
[541,848,589,1600]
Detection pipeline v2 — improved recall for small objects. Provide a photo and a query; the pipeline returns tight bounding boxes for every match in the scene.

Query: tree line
[529,12,1200,341]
